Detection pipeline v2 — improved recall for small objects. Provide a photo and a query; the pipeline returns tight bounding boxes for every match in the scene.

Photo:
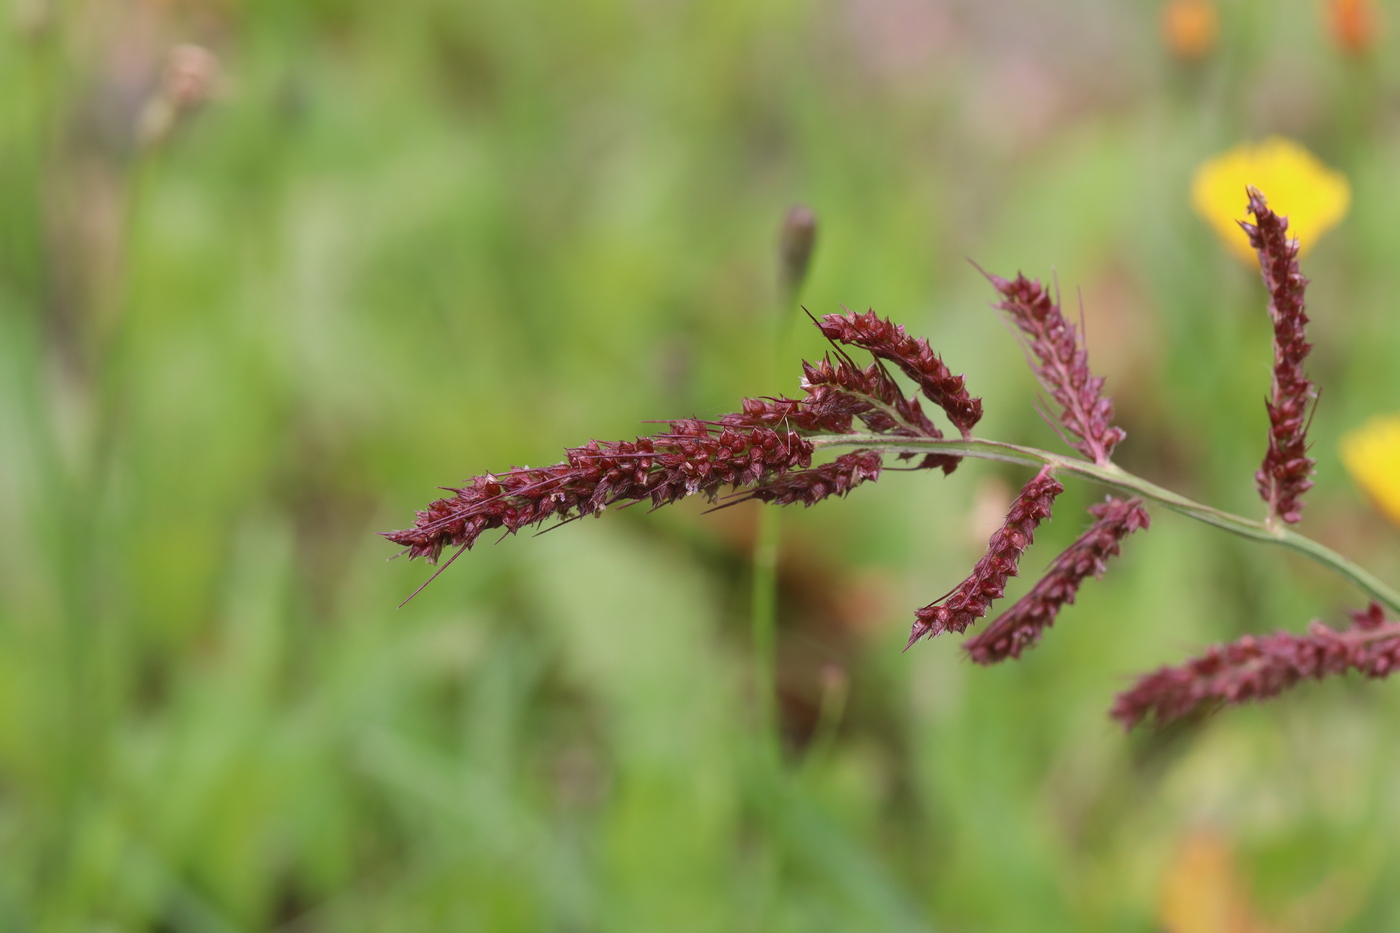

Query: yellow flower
[1341,414,1400,526]
[1191,138,1351,262]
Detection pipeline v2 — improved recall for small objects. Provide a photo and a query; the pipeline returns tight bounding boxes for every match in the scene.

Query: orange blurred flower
[1191,138,1351,262]
[1342,414,1400,527]
[1327,0,1381,56]
[1162,0,1220,59]
[1159,830,1275,933]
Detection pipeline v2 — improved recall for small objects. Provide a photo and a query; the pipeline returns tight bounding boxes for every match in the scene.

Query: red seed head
[965,497,1150,664]
[1240,186,1316,525]
[907,466,1064,643]
[1111,603,1400,729]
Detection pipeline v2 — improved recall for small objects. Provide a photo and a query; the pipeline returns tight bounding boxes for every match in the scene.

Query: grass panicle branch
[1111,603,1400,729]
[965,496,1151,664]
[907,466,1063,646]
[728,450,884,508]
[814,309,983,438]
[798,355,961,473]
[981,268,1127,464]
[384,421,815,562]
[806,431,1400,617]
[385,309,965,564]
[1242,186,1317,525]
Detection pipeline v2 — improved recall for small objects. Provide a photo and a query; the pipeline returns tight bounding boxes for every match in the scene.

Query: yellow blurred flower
[1161,0,1219,59]
[1191,138,1351,262]
[1342,414,1400,526]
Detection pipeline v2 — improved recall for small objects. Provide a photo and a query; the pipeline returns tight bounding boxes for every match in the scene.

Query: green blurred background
[4,0,1400,930]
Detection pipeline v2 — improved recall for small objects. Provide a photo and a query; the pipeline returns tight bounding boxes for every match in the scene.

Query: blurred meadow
[4,0,1400,930]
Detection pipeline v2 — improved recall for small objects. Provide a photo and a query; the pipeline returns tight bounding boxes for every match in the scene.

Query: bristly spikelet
[815,310,983,438]
[384,421,816,562]
[981,270,1126,465]
[1241,186,1317,525]
[906,466,1063,645]
[965,497,1150,664]
[1111,603,1400,729]
[735,451,884,507]
[385,309,964,567]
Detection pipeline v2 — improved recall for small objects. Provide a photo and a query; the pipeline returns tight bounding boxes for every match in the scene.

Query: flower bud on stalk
[138,44,220,148]
[1161,0,1219,60]
[779,205,818,307]
[1327,0,1381,56]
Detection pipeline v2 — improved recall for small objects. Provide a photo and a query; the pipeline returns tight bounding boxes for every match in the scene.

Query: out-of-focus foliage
[3,0,1400,930]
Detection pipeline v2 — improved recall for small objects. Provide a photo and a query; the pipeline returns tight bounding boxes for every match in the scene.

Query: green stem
[751,507,781,749]
[810,433,1400,616]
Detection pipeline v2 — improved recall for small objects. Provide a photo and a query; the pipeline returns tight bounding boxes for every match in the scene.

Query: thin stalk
[747,206,813,761]
[751,507,781,747]
[810,432,1400,616]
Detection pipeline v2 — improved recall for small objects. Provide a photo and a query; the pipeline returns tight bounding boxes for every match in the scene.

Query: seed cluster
[1112,603,1400,728]
[737,451,885,508]
[1242,186,1316,525]
[384,421,814,562]
[965,497,1151,664]
[908,467,1064,644]
[983,270,1126,465]
[815,309,983,438]
[386,312,970,564]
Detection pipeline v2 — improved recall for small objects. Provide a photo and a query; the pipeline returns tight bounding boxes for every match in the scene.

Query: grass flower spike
[1243,187,1317,525]
[982,269,1126,464]
[815,310,983,438]
[385,421,816,566]
[907,466,1063,645]
[965,497,1151,664]
[1192,139,1350,262]
[385,312,973,574]
[1341,414,1400,526]
[733,451,884,508]
[1112,604,1400,728]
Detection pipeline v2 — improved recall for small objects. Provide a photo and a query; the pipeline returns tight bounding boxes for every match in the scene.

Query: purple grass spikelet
[981,269,1126,464]
[1111,603,1400,729]
[732,450,884,507]
[384,420,815,562]
[815,309,983,438]
[798,356,961,473]
[387,309,973,571]
[907,466,1063,645]
[1241,186,1316,525]
[965,496,1151,664]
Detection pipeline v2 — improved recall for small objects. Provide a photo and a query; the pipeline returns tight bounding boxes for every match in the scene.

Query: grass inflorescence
[391,189,1400,730]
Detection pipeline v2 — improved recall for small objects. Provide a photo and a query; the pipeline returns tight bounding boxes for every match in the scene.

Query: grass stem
[812,433,1400,615]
